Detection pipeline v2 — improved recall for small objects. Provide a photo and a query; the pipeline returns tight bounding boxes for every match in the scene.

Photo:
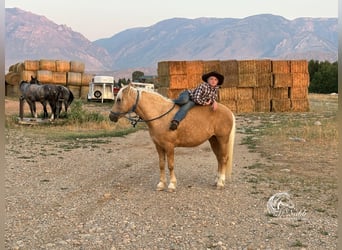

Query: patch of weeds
[290,239,307,247]
[241,135,257,151]
[320,230,329,236]
[17,156,32,159]
[315,208,326,213]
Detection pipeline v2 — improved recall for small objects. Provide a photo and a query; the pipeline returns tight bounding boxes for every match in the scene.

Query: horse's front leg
[166,148,177,192]
[155,144,167,191]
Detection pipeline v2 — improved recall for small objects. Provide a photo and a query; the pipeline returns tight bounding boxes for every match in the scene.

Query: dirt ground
[5,96,338,249]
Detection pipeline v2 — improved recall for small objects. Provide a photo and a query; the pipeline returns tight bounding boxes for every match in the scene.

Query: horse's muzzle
[109,112,119,122]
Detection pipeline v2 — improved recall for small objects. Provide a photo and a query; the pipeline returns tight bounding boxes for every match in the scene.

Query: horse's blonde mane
[118,85,174,104]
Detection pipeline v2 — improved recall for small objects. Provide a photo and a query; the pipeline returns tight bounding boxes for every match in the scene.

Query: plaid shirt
[188,82,219,105]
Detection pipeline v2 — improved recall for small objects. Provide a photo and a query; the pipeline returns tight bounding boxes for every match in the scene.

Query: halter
[110,89,176,127]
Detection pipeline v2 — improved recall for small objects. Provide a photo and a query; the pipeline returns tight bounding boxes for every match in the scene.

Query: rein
[110,89,176,127]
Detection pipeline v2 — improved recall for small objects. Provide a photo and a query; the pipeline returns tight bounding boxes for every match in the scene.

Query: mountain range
[5,7,338,78]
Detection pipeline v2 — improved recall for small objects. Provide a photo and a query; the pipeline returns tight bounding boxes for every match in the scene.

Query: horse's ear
[31,75,34,80]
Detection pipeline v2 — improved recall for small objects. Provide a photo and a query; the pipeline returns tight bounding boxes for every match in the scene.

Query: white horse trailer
[87,76,115,103]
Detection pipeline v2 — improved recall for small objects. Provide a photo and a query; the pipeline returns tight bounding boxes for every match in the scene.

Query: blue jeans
[172,91,196,122]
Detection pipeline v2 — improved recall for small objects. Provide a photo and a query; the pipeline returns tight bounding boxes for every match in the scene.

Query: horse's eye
[116,98,121,103]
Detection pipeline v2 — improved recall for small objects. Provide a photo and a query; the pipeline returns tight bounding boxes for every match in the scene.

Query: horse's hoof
[156,182,166,191]
[216,185,225,190]
[167,183,176,192]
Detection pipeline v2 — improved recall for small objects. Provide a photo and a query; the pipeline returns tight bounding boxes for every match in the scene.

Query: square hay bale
[157,87,169,97]
[290,60,308,73]
[271,99,291,112]
[256,73,273,87]
[220,99,237,113]
[20,70,36,82]
[221,74,238,88]
[289,87,309,99]
[218,87,237,101]
[168,74,189,89]
[23,60,39,71]
[5,84,20,97]
[237,99,255,113]
[39,59,56,72]
[271,87,289,99]
[291,99,310,112]
[292,73,310,87]
[81,73,95,86]
[167,88,185,99]
[237,87,253,100]
[219,60,239,75]
[158,61,187,76]
[255,100,271,112]
[238,60,256,74]
[80,85,90,100]
[273,73,293,88]
[187,74,203,89]
[256,59,272,73]
[56,60,71,72]
[253,87,271,100]
[186,60,204,75]
[157,75,170,88]
[203,60,221,73]
[67,85,81,99]
[52,72,67,85]
[67,72,82,86]
[70,61,85,73]
[238,73,257,87]
[36,70,53,83]
[271,60,291,73]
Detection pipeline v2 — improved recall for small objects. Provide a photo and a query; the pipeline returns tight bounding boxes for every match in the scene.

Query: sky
[5,0,338,41]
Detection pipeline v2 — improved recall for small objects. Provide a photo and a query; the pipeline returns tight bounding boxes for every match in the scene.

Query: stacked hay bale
[5,59,94,99]
[157,59,309,113]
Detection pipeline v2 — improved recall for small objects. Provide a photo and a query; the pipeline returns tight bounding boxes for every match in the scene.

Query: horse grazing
[109,84,236,192]
[20,76,62,120]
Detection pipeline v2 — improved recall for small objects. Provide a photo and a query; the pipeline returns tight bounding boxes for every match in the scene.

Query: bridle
[110,89,176,127]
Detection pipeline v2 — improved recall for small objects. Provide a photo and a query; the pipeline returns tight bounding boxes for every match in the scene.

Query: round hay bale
[39,59,56,71]
[24,60,39,71]
[20,70,37,82]
[14,62,25,73]
[67,72,82,85]
[5,72,21,85]
[8,64,16,72]
[70,61,85,73]
[55,60,71,72]
[36,70,53,83]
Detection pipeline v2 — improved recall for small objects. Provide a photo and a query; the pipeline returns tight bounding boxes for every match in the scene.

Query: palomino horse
[109,84,236,192]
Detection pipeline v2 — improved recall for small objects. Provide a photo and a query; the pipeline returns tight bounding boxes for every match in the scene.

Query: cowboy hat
[202,71,224,85]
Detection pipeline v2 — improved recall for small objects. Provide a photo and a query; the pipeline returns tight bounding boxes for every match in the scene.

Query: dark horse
[20,76,73,120]
[57,85,74,116]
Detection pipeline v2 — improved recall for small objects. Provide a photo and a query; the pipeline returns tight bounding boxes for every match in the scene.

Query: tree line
[308,60,338,93]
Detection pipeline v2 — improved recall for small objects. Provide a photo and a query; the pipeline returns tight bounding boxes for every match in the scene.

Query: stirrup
[169,120,179,130]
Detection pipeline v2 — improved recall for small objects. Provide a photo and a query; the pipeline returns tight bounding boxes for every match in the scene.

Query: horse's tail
[68,89,74,104]
[227,113,236,177]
